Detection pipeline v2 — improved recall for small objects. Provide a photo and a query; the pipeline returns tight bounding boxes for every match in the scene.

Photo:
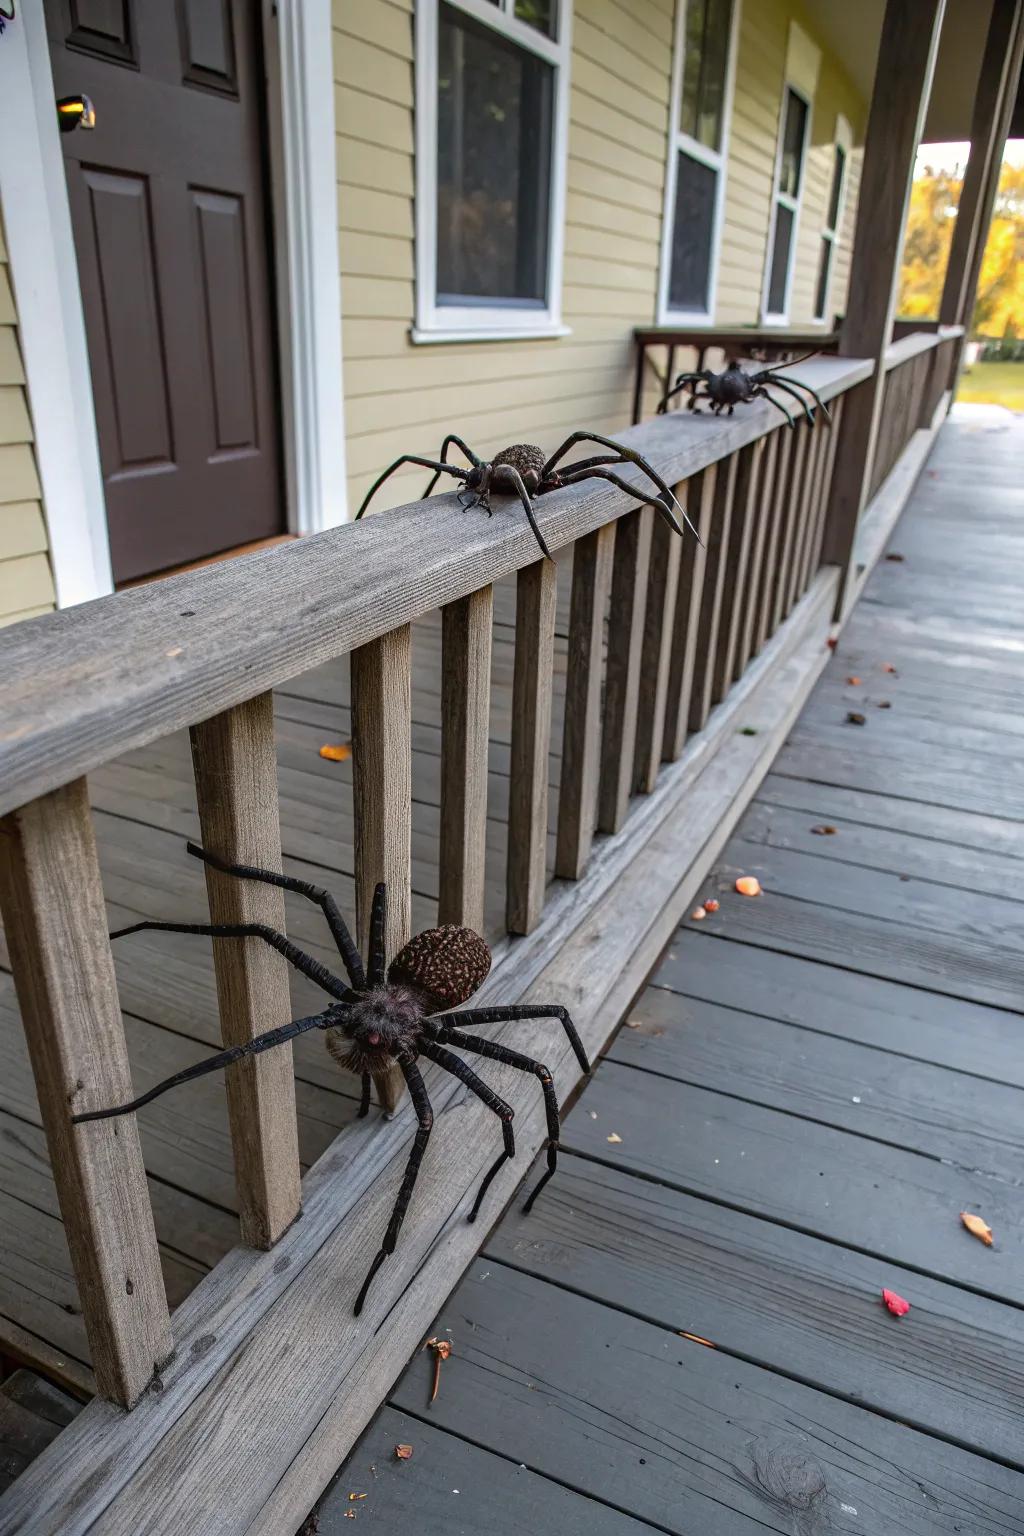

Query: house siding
[0,213,55,627]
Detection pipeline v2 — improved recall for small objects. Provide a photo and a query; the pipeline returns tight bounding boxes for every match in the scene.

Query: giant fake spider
[71,842,589,1316]
[354,431,700,559]
[657,352,830,429]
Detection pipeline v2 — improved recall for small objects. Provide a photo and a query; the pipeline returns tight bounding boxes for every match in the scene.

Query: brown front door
[46,0,283,582]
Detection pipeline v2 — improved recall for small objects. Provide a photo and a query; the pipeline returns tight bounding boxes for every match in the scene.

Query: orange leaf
[845,675,862,686]
[678,1331,716,1348]
[735,876,761,897]
[961,1211,993,1246]
[319,742,352,762]
[882,1288,910,1317]
[811,825,837,836]
[395,1444,414,1461]
[703,898,720,913]
[689,907,706,921]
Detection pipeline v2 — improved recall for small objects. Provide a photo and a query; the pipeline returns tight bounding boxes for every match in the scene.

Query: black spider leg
[109,918,352,1000]
[433,1027,561,1220]
[542,431,696,543]
[353,1056,433,1316]
[71,1005,348,1124]
[770,373,831,423]
[556,466,702,546]
[186,842,366,991]
[355,457,470,521]
[422,434,481,498]
[358,1074,372,1118]
[750,384,796,429]
[367,881,387,988]
[657,373,708,414]
[418,1040,515,1171]
[432,1004,591,1075]
[489,466,550,560]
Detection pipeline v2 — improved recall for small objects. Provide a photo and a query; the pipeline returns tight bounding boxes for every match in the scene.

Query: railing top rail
[883,326,964,371]
[0,356,871,820]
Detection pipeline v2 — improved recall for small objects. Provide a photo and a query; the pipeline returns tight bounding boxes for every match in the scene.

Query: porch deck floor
[308,404,1024,1533]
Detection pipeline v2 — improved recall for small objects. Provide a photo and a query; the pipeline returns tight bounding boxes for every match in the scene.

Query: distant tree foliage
[898,160,1024,339]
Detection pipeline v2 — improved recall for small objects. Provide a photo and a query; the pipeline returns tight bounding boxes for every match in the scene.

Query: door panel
[46,0,283,581]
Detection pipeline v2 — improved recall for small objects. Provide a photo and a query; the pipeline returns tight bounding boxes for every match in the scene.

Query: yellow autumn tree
[898,159,1024,337]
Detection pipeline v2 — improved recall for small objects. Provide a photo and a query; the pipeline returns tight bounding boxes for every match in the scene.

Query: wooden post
[598,508,652,834]
[190,692,302,1249]
[506,559,557,934]
[351,626,412,1111]
[439,587,493,933]
[0,780,172,1406]
[556,525,614,880]
[821,0,946,616]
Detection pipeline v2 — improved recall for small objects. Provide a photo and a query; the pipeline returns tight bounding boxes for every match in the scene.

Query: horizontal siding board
[0,328,24,387]
[0,552,55,614]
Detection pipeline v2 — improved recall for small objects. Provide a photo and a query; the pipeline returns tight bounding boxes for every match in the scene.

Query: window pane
[779,89,807,198]
[515,0,557,39]
[814,236,833,320]
[679,0,732,152]
[668,150,716,312]
[437,3,553,306]
[827,143,846,231]
[767,203,794,314]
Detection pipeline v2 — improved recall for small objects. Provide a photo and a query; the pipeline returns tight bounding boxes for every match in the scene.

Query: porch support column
[821,0,946,617]
[940,0,1024,375]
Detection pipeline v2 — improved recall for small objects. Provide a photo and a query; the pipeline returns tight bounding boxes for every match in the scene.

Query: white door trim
[0,5,113,607]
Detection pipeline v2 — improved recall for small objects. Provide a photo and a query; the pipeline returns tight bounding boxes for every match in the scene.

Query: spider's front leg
[422,434,482,498]
[355,455,470,521]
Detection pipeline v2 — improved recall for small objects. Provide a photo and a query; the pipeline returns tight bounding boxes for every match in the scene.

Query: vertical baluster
[688,454,736,732]
[598,508,653,833]
[733,431,779,680]
[662,466,716,762]
[556,526,615,880]
[0,780,171,1406]
[439,588,493,932]
[785,417,826,612]
[770,420,809,631]
[351,626,412,1109]
[633,512,683,793]
[711,439,763,704]
[507,559,557,934]
[806,396,845,577]
[191,693,302,1248]
[796,412,835,594]
[753,425,794,652]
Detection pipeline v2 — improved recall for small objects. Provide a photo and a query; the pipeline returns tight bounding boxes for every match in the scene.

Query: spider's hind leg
[353,1058,434,1316]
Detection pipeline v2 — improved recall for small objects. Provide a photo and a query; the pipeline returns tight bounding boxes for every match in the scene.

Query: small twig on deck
[425,1336,452,1404]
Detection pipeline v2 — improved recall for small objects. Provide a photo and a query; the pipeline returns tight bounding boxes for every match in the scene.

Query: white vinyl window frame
[761,80,813,326]
[413,0,572,344]
[657,0,741,327]
[812,112,852,324]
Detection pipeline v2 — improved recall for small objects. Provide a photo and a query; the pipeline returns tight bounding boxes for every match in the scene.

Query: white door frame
[0,0,347,608]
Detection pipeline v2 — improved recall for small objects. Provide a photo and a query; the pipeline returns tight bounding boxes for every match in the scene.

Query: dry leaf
[165,646,183,659]
[319,742,352,762]
[343,1513,357,1521]
[690,907,706,921]
[395,1444,414,1461]
[735,876,761,897]
[845,711,866,726]
[349,1493,368,1502]
[826,637,838,650]
[882,663,898,675]
[885,552,905,562]
[703,898,720,913]
[678,1331,716,1348]
[845,675,862,686]
[961,1212,993,1246]
[811,825,837,836]
[607,1132,623,1144]
[882,1288,910,1317]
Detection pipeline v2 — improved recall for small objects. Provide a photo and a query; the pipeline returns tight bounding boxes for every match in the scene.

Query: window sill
[410,323,573,346]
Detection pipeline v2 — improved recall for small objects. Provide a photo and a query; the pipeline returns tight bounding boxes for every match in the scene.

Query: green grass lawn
[956,360,1024,411]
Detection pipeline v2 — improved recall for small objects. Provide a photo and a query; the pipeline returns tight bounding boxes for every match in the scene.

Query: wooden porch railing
[868,327,962,497]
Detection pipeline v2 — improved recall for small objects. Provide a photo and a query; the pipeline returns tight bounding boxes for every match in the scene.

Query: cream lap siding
[0,217,55,627]
[334,0,675,513]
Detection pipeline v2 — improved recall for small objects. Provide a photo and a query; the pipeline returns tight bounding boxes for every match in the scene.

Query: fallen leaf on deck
[625,1019,642,1029]
[827,637,838,650]
[607,1132,623,1144]
[811,825,837,836]
[349,1493,368,1502]
[319,742,352,762]
[739,726,759,736]
[395,1444,414,1461]
[845,676,862,686]
[882,1289,910,1317]
[885,552,905,562]
[735,876,761,897]
[845,712,866,726]
[165,646,183,659]
[690,907,706,921]
[703,898,720,912]
[961,1212,994,1246]
[877,700,891,709]
[343,1512,357,1520]
[678,1332,716,1348]
[882,663,898,674]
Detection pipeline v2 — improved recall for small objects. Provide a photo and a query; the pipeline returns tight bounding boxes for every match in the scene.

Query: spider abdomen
[389,924,492,1012]
[492,443,546,493]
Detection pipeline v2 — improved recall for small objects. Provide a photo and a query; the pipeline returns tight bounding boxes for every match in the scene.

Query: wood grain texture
[351,628,412,1111]
[555,526,614,879]
[661,467,714,761]
[632,515,681,793]
[190,694,302,1249]
[597,508,652,833]
[0,781,171,1406]
[506,560,557,933]
[439,587,493,931]
[687,454,736,732]
[732,429,777,678]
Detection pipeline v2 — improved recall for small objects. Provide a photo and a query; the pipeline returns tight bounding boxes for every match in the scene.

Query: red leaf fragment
[703,898,720,913]
[811,824,838,836]
[882,1288,910,1317]
[826,637,838,650]
[395,1444,414,1461]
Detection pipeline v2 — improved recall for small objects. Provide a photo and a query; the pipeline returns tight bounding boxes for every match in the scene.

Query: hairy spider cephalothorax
[657,352,830,430]
[354,430,700,558]
[71,843,589,1316]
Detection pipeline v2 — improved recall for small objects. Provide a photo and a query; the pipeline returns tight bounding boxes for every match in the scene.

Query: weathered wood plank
[390,1261,1024,1533]
[507,560,557,933]
[0,782,172,1407]
[769,419,809,631]
[598,509,652,832]
[732,430,777,676]
[190,695,301,1249]
[555,527,614,879]
[632,517,682,792]
[711,440,761,702]
[439,587,493,930]
[687,454,736,731]
[753,422,793,651]
[661,467,714,760]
